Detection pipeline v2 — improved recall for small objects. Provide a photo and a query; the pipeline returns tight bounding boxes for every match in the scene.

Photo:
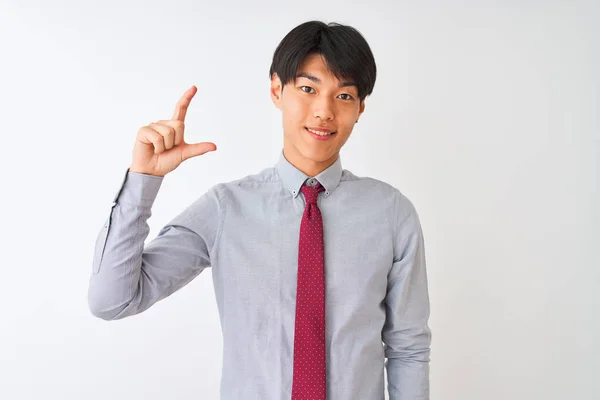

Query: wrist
[129,165,165,177]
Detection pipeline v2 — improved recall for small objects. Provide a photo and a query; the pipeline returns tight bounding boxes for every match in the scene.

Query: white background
[0,1,598,399]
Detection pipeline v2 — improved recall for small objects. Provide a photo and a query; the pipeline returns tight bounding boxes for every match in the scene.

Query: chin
[284,131,339,163]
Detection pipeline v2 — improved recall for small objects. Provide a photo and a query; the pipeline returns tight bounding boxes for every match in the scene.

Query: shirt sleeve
[383,189,432,400]
[87,168,223,320]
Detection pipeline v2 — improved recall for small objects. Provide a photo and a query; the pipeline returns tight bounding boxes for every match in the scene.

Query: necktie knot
[301,182,325,204]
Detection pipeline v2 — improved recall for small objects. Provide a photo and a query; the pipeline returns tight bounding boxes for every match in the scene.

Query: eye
[300,86,354,101]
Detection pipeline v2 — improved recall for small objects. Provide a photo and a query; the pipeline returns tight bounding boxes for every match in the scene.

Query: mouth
[305,127,337,140]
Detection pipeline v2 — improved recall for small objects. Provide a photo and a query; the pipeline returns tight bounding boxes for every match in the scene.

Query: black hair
[269,20,377,102]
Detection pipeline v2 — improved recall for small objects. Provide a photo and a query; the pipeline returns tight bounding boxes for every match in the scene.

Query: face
[270,53,365,176]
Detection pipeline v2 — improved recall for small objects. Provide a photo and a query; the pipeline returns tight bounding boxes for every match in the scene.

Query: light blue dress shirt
[88,150,431,399]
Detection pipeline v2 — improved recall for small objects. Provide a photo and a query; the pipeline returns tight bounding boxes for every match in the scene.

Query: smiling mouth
[305,127,336,136]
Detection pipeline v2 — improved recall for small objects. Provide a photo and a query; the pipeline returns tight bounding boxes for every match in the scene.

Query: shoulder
[342,168,419,221]
[209,165,279,198]
[341,168,396,193]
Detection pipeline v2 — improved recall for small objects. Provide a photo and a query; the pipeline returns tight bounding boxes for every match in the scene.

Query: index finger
[172,85,197,121]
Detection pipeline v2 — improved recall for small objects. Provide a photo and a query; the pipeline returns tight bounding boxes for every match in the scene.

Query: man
[88,20,431,400]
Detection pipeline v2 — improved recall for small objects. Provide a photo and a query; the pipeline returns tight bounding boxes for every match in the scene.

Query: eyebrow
[296,72,357,89]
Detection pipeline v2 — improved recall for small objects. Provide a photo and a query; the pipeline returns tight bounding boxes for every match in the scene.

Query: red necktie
[292,182,326,400]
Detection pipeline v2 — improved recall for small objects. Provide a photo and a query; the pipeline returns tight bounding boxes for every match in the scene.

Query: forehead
[298,53,331,73]
[296,53,356,88]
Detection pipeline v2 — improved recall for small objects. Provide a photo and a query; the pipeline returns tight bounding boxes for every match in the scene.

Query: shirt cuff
[112,168,164,208]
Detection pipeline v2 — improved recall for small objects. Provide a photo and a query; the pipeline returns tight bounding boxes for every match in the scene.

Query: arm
[383,190,432,400]
[87,168,223,320]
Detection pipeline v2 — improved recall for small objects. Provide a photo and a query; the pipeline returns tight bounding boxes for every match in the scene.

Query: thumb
[181,142,217,161]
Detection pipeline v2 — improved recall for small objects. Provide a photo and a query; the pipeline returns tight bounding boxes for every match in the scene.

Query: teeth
[307,128,332,136]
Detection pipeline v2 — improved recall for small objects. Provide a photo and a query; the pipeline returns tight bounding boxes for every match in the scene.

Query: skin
[270,53,366,177]
[129,86,217,177]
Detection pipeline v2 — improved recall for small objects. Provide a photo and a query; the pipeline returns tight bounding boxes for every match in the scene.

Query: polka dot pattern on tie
[291,181,326,400]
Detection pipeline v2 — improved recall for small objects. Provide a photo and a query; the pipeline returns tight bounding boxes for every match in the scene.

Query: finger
[149,123,175,150]
[155,119,184,146]
[140,126,165,154]
[181,142,217,161]
[172,85,197,122]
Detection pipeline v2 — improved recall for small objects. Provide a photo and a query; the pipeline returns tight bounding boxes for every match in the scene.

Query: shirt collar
[275,149,343,198]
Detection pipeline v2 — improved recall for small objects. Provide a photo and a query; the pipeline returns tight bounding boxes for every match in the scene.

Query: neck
[283,145,338,177]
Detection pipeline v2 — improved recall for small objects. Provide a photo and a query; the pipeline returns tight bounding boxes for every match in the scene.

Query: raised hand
[129,85,217,177]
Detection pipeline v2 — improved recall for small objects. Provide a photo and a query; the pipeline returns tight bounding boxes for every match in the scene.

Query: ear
[356,99,366,122]
[270,73,283,109]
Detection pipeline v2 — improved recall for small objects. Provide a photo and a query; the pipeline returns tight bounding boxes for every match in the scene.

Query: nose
[312,97,335,122]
